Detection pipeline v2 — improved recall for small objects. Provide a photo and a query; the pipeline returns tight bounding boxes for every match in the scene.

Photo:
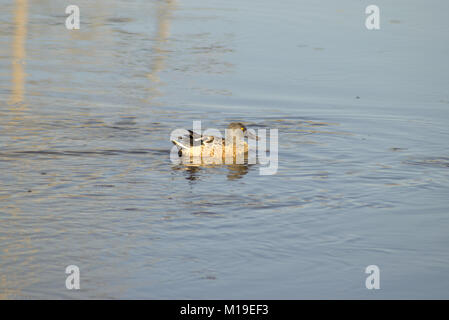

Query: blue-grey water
[1,0,449,299]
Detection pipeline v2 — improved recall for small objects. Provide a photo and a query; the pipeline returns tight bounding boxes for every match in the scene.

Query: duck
[171,122,258,164]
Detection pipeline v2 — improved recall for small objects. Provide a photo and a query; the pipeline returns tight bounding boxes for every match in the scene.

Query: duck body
[171,123,256,165]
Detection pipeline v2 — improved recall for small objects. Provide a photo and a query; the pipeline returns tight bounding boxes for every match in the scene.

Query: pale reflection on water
[1,0,449,299]
[147,0,175,98]
[8,0,27,106]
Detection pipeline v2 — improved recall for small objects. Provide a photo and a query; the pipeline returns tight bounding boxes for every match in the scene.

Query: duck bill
[245,131,259,141]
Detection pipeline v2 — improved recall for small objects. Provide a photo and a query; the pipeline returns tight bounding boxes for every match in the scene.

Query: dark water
[1,0,449,298]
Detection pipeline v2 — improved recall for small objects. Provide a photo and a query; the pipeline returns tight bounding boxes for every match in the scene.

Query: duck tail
[171,139,189,150]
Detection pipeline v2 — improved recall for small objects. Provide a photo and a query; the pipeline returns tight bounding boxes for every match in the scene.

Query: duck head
[228,122,259,140]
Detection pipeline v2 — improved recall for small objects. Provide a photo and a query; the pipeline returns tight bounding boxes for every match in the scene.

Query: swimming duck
[171,122,258,164]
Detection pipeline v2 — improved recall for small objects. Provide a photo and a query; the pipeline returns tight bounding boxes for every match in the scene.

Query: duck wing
[187,130,215,145]
[172,130,215,151]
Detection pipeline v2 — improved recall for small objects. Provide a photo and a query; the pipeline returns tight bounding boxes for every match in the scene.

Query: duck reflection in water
[172,163,253,182]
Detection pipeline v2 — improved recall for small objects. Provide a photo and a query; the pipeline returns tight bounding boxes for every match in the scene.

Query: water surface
[1,0,449,299]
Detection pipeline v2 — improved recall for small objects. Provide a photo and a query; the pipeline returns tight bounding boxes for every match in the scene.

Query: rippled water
[1,0,449,299]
